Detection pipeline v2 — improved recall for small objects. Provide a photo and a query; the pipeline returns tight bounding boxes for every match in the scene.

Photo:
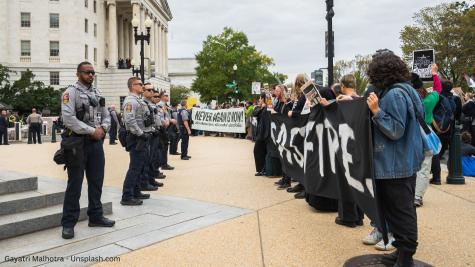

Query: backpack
[432,94,455,134]
[118,122,127,148]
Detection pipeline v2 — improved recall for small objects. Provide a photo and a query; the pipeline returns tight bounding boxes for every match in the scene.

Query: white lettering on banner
[289,127,305,168]
[275,123,294,164]
[365,178,375,198]
[324,118,339,174]
[303,121,315,173]
[338,124,364,193]
[315,123,325,177]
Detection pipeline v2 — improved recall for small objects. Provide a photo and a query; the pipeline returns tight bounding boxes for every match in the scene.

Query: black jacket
[253,106,270,141]
[0,116,7,130]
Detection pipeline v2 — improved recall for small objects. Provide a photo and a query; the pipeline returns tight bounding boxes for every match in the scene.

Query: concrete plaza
[0,136,474,266]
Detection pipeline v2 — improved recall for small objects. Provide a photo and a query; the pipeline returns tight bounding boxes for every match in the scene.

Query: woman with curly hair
[364,50,424,267]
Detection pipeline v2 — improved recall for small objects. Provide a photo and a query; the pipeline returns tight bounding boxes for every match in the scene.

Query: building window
[50,13,59,28]
[85,19,88,33]
[50,41,59,56]
[21,12,31,28]
[94,23,97,37]
[85,44,88,60]
[21,40,31,56]
[50,72,60,85]
[93,0,96,13]
[84,0,88,8]
[94,48,97,63]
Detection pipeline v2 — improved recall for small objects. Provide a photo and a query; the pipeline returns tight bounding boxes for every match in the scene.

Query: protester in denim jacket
[364,50,424,267]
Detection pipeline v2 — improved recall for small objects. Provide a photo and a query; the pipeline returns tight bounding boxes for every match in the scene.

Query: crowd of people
[0,108,48,145]
[250,50,470,266]
[57,62,194,240]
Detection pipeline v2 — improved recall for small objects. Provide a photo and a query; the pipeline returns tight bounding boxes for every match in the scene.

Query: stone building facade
[0,0,172,110]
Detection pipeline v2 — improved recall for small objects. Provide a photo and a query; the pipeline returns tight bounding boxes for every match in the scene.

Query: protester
[327,74,365,227]
[462,94,475,147]
[364,50,424,266]
[253,93,270,176]
[0,110,8,145]
[285,74,307,198]
[461,131,475,177]
[26,108,43,144]
[430,78,457,185]
[273,84,293,190]
[412,68,439,207]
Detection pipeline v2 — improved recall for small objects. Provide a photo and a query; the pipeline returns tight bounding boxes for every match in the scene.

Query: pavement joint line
[255,197,296,212]
[429,184,475,204]
[256,210,266,267]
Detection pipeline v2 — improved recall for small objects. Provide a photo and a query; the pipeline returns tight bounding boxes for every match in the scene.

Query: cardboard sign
[252,82,261,95]
[413,49,435,81]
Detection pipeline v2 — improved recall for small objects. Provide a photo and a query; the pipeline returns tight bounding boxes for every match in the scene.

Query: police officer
[168,104,180,155]
[121,77,156,206]
[157,92,174,170]
[142,83,165,185]
[61,62,115,239]
[151,90,167,179]
[177,100,191,160]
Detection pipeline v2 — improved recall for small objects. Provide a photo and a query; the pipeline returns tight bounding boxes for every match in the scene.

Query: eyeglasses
[133,82,143,86]
[80,70,96,75]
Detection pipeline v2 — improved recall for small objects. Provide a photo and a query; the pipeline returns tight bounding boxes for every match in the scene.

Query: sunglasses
[144,89,154,92]
[133,82,143,86]
[80,70,96,75]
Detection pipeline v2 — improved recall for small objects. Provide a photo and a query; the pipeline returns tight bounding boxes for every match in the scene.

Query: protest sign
[413,49,435,81]
[191,107,246,133]
[252,82,261,95]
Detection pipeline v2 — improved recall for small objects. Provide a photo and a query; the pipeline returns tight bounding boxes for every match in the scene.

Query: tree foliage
[192,27,287,103]
[400,1,475,87]
[170,85,191,106]
[334,55,371,94]
[0,65,63,115]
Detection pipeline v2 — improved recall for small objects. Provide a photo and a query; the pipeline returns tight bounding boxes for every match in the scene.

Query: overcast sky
[167,0,453,82]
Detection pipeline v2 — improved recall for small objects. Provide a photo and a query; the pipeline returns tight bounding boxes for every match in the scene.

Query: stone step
[0,200,113,240]
[0,185,65,216]
[0,171,37,196]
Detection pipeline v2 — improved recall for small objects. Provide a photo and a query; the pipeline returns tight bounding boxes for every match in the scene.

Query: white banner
[191,107,246,133]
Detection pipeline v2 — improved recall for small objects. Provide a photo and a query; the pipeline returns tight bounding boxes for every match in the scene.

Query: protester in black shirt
[253,94,269,176]
[272,85,293,190]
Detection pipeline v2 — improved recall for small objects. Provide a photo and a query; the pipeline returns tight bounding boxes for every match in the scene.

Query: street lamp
[325,0,335,86]
[131,17,152,83]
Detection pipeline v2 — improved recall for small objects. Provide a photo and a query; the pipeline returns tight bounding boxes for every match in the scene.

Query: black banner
[270,99,378,221]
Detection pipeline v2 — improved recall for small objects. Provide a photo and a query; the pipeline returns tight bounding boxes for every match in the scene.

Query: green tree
[0,65,63,115]
[170,85,191,106]
[400,2,475,87]
[333,55,371,94]
[192,27,287,103]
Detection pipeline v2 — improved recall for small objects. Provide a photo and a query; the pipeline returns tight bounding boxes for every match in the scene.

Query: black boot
[393,250,414,267]
[381,250,398,266]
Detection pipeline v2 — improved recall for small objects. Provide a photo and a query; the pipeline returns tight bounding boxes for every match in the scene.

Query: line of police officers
[59,62,191,239]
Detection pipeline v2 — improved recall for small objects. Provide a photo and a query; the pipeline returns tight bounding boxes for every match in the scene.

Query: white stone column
[131,2,140,63]
[118,15,124,60]
[164,27,168,76]
[161,25,165,76]
[124,18,130,59]
[97,0,106,69]
[107,0,118,68]
[150,19,155,67]
[154,21,160,76]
